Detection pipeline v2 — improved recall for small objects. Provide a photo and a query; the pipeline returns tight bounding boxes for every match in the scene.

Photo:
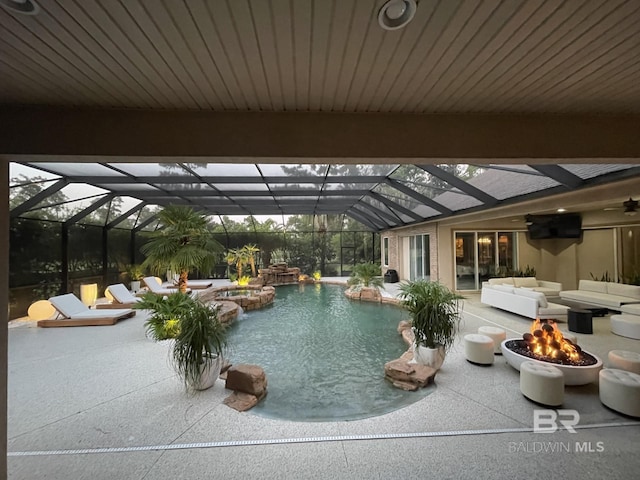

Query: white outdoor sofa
[559,280,640,310]
[481,284,570,322]
[484,277,562,297]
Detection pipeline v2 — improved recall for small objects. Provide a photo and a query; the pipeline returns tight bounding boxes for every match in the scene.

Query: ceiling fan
[623,197,638,216]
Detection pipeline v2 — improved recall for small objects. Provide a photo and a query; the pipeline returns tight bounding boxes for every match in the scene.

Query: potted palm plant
[398,279,464,370]
[134,291,193,341]
[141,205,222,293]
[348,262,385,289]
[171,297,228,391]
[126,264,145,293]
[346,262,385,301]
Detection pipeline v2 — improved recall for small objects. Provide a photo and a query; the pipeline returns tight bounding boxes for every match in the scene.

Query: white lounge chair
[39,293,136,327]
[97,283,143,309]
[182,279,213,289]
[142,276,191,295]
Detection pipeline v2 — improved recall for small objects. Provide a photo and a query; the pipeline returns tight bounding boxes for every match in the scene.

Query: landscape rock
[223,391,259,412]
[384,356,437,389]
[225,364,267,397]
[397,320,411,334]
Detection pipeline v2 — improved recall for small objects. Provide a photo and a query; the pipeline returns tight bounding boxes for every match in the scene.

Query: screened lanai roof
[9,161,640,232]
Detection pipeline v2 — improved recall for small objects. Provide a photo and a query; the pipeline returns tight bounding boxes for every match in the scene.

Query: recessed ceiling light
[557,208,567,213]
[378,0,417,31]
[0,0,39,15]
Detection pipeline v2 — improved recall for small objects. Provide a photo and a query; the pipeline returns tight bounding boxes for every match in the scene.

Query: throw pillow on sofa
[513,277,539,288]
[492,284,515,293]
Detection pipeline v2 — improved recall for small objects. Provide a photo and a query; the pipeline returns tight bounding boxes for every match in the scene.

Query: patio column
[1,160,8,477]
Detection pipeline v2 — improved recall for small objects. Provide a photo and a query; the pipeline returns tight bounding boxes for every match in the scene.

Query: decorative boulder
[384,350,437,389]
[225,364,267,398]
[224,391,260,412]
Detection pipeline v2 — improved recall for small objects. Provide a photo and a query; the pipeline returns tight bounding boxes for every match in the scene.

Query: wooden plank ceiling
[1,0,639,113]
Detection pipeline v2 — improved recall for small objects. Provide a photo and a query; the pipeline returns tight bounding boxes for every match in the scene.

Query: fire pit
[502,319,602,385]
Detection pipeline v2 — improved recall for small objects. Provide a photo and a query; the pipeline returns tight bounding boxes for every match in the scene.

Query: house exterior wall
[381,224,438,282]
[383,194,634,292]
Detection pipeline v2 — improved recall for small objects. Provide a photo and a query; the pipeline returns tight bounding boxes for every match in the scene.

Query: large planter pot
[130,280,141,293]
[192,355,223,391]
[414,345,446,370]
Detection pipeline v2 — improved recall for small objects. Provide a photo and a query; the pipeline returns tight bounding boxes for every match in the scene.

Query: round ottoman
[464,334,494,365]
[607,350,640,375]
[610,314,640,340]
[599,369,640,417]
[520,361,564,407]
[478,326,506,354]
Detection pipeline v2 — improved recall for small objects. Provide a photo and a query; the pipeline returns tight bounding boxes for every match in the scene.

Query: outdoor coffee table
[568,308,593,334]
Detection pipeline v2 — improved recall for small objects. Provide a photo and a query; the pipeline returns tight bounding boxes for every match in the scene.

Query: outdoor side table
[568,308,593,334]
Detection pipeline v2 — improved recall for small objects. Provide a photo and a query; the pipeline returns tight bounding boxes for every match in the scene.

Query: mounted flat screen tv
[526,214,582,239]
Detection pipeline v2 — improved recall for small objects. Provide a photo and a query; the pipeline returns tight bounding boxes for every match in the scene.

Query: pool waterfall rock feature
[384,321,437,391]
[200,285,275,311]
[345,286,383,302]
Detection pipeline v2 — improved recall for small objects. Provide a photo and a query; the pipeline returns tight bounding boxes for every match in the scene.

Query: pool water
[226,283,435,421]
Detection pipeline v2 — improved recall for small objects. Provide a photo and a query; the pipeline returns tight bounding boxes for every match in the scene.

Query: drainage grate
[8,421,638,457]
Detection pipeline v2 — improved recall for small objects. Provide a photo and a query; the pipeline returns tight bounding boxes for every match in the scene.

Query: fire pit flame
[522,319,580,364]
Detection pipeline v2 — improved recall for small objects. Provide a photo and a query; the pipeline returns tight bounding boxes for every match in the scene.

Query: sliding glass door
[409,234,430,281]
[455,231,517,290]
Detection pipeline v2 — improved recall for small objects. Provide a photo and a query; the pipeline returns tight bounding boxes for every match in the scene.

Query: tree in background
[141,205,223,293]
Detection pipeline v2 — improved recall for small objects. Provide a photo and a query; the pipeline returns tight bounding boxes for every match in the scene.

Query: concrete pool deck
[8,279,640,479]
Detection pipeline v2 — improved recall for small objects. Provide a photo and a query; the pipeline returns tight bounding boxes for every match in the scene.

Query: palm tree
[243,244,260,277]
[347,262,385,289]
[226,247,249,279]
[140,205,222,293]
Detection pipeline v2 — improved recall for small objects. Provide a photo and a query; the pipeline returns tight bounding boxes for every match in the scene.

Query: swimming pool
[226,283,435,421]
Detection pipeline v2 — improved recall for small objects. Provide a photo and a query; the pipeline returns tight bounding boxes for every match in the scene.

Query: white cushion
[514,288,548,308]
[49,293,88,317]
[107,284,141,304]
[578,280,607,293]
[607,282,640,300]
[514,277,538,288]
[621,304,640,315]
[492,284,515,293]
[488,277,514,286]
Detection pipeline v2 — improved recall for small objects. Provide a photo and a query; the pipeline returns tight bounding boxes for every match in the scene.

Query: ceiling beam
[30,175,389,185]
[383,178,453,215]
[528,165,583,188]
[344,211,378,231]
[415,165,498,206]
[367,192,423,221]
[3,107,640,160]
[10,178,69,218]
[63,194,115,226]
[106,203,146,229]
[353,201,403,226]
[346,208,388,230]
[112,189,372,198]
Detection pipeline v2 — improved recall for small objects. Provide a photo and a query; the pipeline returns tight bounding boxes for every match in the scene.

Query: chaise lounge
[142,276,191,296]
[96,283,143,309]
[38,293,136,327]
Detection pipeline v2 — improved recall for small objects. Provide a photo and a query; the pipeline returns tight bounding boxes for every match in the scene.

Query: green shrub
[134,291,195,341]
